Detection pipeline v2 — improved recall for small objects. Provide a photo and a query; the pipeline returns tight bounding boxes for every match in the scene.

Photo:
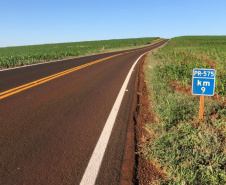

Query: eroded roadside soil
[120,54,165,185]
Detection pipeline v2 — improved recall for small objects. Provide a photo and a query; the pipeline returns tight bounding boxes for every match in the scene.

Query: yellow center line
[0,53,125,100]
[0,46,148,100]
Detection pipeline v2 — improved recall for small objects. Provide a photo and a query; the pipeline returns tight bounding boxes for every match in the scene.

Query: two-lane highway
[0,40,167,185]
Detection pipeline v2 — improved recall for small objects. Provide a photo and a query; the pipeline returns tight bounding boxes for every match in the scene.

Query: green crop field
[0,37,160,69]
[144,36,226,184]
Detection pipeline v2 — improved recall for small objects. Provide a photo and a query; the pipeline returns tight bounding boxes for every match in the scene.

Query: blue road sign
[192,68,216,96]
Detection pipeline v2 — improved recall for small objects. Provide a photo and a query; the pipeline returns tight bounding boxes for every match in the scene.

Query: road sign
[192,68,216,96]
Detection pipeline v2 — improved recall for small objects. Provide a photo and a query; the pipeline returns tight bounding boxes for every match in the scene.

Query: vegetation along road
[0,40,168,184]
[138,36,226,184]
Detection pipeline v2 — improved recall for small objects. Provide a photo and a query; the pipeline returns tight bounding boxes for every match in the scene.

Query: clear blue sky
[0,0,225,47]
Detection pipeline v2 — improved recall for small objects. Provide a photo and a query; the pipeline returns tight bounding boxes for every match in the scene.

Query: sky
[0,0,226,47]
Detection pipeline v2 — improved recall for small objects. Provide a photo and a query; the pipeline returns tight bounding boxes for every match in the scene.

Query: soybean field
[0,37,159,69]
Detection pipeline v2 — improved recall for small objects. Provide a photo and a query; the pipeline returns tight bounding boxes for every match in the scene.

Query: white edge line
[0,41,165,72]
[0,54,104,72]
[79,50,151,185]
[0,49,137,72]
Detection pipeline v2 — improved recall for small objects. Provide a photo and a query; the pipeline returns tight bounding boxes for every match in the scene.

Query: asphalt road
[0,40,167,185]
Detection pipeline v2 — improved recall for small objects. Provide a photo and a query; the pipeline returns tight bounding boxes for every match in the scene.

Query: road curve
[0,40,167,185]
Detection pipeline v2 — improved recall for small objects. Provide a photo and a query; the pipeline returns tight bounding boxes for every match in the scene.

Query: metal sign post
[192,68,216,119]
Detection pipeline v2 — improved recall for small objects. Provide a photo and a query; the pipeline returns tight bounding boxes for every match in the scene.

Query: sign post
[199,95,204,119]
[192,68,216,119]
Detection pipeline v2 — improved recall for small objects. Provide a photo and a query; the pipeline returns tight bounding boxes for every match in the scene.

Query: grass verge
[143,36,226,184]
